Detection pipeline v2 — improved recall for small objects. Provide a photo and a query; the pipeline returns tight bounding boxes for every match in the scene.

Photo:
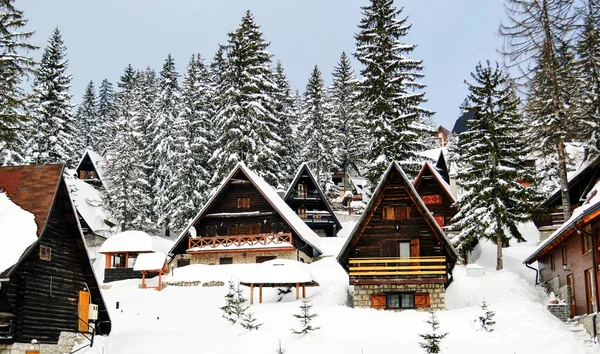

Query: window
[382,206,411,220]
[386,293,414,309]
[0,318,12,339]
[39,245,51,261]
[562,244,567,267]
[382,206,395,220]
[582,226,593,254]
[298,184,307,198]
[313,210,322,219]
[585,268,596,313]
[298,208,307,219]
[205,225,218,236]
[399,241,411,258]
[238,198,250,209]
[550,252,555,271]
[219,257,233,265]
[228,225,239,236]
[177,258,190,267]
[111,253,126,268]
[422,195,442,205]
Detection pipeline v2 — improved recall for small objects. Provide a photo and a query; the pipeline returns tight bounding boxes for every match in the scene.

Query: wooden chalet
[535,155,600,240]
[525,179,600,318]
[169,163,322,267]
[284,163,342,237]
[413,161,457,230]
[75,150,108,189]
[337,161,458,310]
[0,164,111,348]
[99,230,160,283]
[435,125,450,147]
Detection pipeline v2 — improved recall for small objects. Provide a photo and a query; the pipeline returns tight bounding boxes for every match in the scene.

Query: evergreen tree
[275,341,286,354]
[210,11,282,187]
[231,281,249,321]
[449,62,541,270]
[74,80,99,150]
[150,54,180,235]
[0,0,36,165]
[240,311,262,331]
[327,52,364,182]
[96,78,116,155]
[273,60,300,185]
[27,28,77,166]
[291,298,320,335]
[300,65,336,188]
[355,0,433,185]
[167,54,215,232]
[220,280,238,324]
[476,298,496,332]
[418,311,448,354]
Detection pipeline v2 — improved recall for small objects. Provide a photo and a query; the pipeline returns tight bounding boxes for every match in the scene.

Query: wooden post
[295,283,299,300]
[157,271,162,291]
[125,252,129,268]
[105,254,111,269]
[259,284,263,304]
[141,271,146,289]
[250,284,254,304]
[302,284,306,298]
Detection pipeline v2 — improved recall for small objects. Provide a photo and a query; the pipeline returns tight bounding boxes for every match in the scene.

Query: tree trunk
[496,233,503,271]
[557,136,571,221]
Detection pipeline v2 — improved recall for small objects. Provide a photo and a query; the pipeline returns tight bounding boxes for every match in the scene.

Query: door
[585,268,596,314]
[78,291,90,332]
[567,274,576,317]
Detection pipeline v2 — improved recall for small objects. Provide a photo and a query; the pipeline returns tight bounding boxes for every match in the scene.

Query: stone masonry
[0,331,79,354]
[172,249,312,267]
[353,283,446,310]
[547,304,570,322]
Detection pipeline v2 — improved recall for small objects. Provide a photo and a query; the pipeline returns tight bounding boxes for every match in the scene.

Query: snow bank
[0,193,38,275]
[134,252,166,271]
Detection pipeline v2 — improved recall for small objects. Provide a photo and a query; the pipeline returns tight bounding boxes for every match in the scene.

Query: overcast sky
[19,0,506,129]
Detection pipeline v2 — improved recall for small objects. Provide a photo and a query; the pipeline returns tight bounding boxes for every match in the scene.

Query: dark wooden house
[98,230,157,283]
[0,164,111,347]
[284,163,342,237]
[413,161,457,230]
[169,163,322,266]
[75,150,108,189]
[337,161,458,310]
[525,180,600,318]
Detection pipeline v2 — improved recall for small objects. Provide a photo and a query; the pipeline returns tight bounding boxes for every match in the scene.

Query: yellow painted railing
[348,257,447,276]
[188,233,293,250]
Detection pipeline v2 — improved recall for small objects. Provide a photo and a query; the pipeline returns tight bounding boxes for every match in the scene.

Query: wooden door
[567,274,576,317]
[78,291,90,332]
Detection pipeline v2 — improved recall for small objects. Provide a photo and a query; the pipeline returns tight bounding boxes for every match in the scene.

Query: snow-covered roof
[99,230,154,253]
[418,147,444,162]
[525,180,600,264]
[134,252,167,271]
[170,162,322,255]
[413,161,456,202]
[0,193,38,275]
[239,259,316,285]
[65,173,113,236]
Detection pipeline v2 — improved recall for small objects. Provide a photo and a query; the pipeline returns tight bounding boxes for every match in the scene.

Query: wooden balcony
[188,232,293,251]
[349,257,447,277]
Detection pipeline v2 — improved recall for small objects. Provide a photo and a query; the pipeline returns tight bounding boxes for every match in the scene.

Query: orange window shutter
[434,216,445,227]
[370,294,386,309]
[383,206,395,220]
[414,292,430,308]
[78,291,90,332]
[410,238,420,258]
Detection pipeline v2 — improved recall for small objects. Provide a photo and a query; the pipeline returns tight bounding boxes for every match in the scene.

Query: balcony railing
[292,192,322,200]
[188,232,293,251]
[348,257,447,277]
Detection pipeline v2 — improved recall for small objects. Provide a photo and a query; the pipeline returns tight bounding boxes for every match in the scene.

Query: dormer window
[238,198,250,209]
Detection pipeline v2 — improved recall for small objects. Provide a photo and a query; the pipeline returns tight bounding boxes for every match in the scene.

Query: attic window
[238,198,250,209]
[40,245,51,261]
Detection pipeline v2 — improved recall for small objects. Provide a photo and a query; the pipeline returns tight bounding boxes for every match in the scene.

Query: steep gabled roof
[75,149,109,187]
[413,161,455,203]
[169,162,322,255]
[542,154,600,208]
[452,110,476,134]
[337,161,457,266]
[284,162,342,231]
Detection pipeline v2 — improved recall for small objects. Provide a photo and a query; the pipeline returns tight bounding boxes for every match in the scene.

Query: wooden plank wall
[414,173,457,226]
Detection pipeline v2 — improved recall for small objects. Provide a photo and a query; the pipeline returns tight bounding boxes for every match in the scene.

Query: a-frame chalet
[284,163,342,237]
[75,150,108,189]
[413,161,457,229]
[337,161,457,310]
[169,163,322,267]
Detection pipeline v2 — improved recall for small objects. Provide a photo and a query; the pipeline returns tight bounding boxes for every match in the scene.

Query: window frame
[582,226,593,254]
[386,293,415,310]
[111,253,127,268]
[550,252,555,271]
[237,198,250,209]
[39,245,52,261]
[562,244,567,267]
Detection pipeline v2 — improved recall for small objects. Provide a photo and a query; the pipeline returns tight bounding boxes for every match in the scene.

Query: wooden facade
[337,162,457,310]
[526,196,600,318]
[0,165,111,345]
[75,150,107,188]
[169,163,322,266]
[413,161,457,230]
[284,163,342,237]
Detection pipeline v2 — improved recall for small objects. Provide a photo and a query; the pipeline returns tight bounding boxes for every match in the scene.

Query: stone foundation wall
[547,304,570,322]
[577,314,600,342]
[539,226,559,243]
[0,331,78,354]
[172,249,311,267]
[353,283,446,310]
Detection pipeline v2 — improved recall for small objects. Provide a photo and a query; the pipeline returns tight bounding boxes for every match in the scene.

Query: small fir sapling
[240,311,262,331]
[291,298,320,335]
[220,280,237,324]
[476,298,496,332]
[231,281,249,320]
[275,340,286,354]
[419,311,448,354]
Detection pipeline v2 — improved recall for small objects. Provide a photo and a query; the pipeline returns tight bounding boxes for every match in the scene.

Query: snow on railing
[188,232,293,250]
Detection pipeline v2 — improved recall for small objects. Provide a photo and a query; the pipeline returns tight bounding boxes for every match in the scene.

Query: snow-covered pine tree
[300,65,336,189]
[166,54,215,232]
[220,280,238,324]
[74,81,99,150]
[232,281,249,321]
[27,28,77,166]
[476,298,496,332]
[291,297,320,335]
[500,0,578,220]
[327,52,364,182]
[275,341,286,354]
[0,0,36,166]
[573,0,600,158]
[418,311,448,353]
[240,311,262,331]
[105,64,150,231]
[149,54,180,236]
[210,11,282,187]
[273,60,300,185]
[96,78,116,155]
[355,0,433,185]
[449,62,541,270]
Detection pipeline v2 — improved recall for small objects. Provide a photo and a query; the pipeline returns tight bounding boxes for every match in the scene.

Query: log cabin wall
[538,219,600,318]
[0,182,110,344]
[350,169,445,260]
[414,173,456,227]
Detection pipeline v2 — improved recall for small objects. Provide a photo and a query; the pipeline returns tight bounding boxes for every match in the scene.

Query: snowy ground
[77,221,596,354]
